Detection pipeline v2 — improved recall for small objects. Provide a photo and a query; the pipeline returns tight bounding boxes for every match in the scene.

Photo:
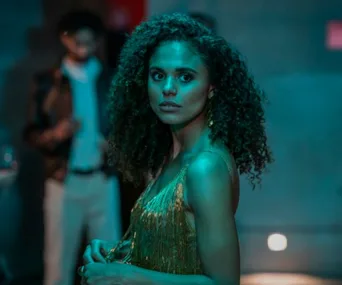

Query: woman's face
[148,41,212,126]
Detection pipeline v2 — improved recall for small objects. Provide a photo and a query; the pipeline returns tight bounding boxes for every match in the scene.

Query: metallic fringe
[106,164,203,274]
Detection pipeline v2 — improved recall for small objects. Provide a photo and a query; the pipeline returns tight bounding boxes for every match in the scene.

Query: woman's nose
[162,77,177,96]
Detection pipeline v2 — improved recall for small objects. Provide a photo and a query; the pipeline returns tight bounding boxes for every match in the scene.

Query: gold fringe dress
[106,163,203,274]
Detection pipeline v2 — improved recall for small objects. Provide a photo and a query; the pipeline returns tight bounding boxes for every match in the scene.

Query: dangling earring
[208,105,213,127]
[207,90,214,127]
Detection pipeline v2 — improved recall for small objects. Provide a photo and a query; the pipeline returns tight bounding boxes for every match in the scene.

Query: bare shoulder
[186,147,237,205]
[187,147,236,182]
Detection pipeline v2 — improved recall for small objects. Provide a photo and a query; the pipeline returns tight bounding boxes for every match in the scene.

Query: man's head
[57,10,104,62]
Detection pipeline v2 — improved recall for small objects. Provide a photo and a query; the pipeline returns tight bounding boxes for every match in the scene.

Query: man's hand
[53,118,80,141]
[39,119,80,145]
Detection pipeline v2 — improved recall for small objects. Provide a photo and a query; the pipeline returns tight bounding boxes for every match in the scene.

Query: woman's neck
[170,113,211,159]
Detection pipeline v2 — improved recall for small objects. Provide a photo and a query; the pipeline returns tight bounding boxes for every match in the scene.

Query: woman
[80,13,272,285]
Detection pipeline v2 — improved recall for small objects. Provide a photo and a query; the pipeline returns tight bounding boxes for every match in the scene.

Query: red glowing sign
[326,21,342,50]
[106,0,146,31]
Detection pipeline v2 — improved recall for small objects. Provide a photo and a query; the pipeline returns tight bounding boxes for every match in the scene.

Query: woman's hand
[83,239,117,264]
[79,262,130,285]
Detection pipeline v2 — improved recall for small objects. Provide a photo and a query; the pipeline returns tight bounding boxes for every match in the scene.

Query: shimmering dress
[106,163,203,274]
[106,151,236,275]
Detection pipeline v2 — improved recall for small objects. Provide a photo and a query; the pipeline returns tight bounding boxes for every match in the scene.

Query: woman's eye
[151,72,164,81]
[179,73,193,83]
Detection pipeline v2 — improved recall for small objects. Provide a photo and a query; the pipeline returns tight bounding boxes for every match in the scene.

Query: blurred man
[24,10,121,285]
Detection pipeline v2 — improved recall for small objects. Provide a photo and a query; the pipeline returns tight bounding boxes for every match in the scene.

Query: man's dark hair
[57,10,104,37]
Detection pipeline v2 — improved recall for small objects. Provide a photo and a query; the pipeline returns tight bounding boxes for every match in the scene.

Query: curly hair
[108,13,273,187]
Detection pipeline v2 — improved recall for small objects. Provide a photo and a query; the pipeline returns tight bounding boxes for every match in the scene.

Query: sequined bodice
[107,164,203,274]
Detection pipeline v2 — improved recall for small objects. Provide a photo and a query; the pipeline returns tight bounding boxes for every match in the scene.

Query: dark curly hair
[108,13,273,187]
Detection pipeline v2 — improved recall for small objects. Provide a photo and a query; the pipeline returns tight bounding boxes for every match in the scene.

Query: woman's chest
[142,162,186,203]
[131,183,195,245]
[131,174,195,236]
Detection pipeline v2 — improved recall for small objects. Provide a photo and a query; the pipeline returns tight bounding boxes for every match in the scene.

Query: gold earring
[208,89,214,100]
[207,98,214,127]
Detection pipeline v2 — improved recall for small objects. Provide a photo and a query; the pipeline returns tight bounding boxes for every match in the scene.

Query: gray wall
[149,0,342,276]
[0,0,45,143]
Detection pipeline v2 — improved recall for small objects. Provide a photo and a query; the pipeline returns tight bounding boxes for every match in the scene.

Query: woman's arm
[117,152,240,285]
[120,265,213,285]
[186,152,240,285]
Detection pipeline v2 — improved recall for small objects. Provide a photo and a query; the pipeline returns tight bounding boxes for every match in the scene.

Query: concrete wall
[0,1,45,142]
